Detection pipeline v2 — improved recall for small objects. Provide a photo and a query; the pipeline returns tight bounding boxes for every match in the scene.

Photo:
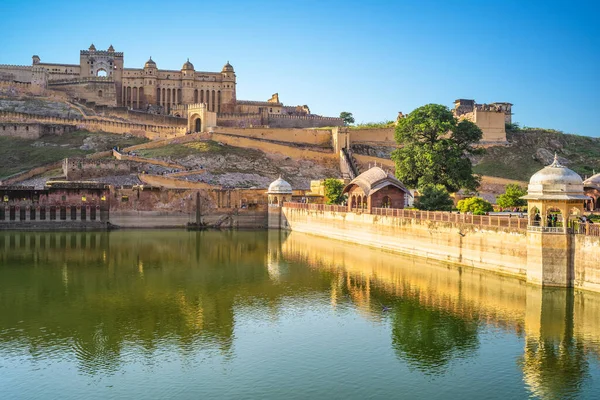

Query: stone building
[0,181,110,229]
[0,44,343,128]
[342,167,411,213]
[453,99,512,143]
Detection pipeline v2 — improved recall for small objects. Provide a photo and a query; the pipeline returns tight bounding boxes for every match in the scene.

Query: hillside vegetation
[473,128,600,181]
[0,131,147,178]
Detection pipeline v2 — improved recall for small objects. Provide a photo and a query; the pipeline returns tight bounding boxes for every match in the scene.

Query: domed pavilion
[522,154,589,229]
[342,166,411,213]
[267,176,293,207]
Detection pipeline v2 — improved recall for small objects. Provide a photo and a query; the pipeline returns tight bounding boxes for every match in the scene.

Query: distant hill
[473,128,600,181]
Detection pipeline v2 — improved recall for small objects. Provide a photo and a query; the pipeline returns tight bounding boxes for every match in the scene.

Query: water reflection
[0,230,599,399]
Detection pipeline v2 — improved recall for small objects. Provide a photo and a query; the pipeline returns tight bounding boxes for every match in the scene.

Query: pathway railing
[283,202,529,230]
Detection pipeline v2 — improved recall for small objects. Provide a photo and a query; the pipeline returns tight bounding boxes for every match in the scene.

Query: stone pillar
[136,87,140,109]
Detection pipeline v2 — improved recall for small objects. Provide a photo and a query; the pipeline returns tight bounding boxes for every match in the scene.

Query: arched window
[381,196,391,208]
[97,69,107,77]
[98,90,103,97]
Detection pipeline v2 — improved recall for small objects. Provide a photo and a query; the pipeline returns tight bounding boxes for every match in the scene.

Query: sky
[0,0,598,136]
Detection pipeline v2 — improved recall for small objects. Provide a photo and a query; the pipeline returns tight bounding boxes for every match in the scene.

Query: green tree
[339,111,355,126]
[496,183,527,209]
[457,197,493,215]
[391,104,484,193]
[323,178,345,205]
[414,184,454,211]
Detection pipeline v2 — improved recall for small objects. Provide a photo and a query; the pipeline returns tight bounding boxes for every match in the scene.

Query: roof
[342,167,411,197]
[584,173,600,189]
[268,177,292,194]
[522,154,589,201]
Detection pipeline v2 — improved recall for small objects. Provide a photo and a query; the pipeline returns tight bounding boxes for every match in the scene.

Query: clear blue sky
[1,0,598,136]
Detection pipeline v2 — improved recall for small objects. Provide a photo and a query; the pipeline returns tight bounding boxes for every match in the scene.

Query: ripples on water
[0,230,599,399]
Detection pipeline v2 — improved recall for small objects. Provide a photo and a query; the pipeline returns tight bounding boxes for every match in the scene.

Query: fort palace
[0,44,342,129]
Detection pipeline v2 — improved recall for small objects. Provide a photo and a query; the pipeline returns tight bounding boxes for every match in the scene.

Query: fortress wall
[113,150,185,170]
[0,111,186,139]
[0,123,42,139]
[268,114,344,128]
[0,81,44,95]
[474,110,507,142]
[49,80,117,107]
[138,174,218,189]
[0,65,33,83]
[349,127,396,144]
[62,158,132,180]
[217,113,265,128]
[281,207,529,278]
[0,161,63,184]
[104,108,187,127]
[121,133,209,152]
[212,126,332,147]
[211,132,337,162]
[353,154,395,171]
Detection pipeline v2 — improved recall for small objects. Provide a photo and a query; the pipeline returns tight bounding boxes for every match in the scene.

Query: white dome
[523,154,588,200]
[268,176,292,194]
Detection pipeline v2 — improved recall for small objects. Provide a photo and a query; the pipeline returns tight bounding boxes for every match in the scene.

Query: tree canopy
[496,184,527,209]
[323,178,346,205]
[457,197,493,215]
[414,184,454,211]
[391,104,484,193]
[339,111,355,126]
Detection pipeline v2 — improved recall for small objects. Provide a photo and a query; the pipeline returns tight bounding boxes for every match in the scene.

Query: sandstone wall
[0,122,42,139]
[63,158,132,180]
[211,132,336,162]
[212,126,332,147]
[349,127,396,144]
[474,110,507,143]
[281,207,529,278]
[0,65,32,83]
[268,114,344,128]
[574,235,600,292]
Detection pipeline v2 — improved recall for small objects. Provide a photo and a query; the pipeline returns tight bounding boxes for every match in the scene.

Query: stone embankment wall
[212,126,332,147]
[268,114,344,128]
[349,128,396,145]
[0,161,62,185]
[574,235,600,292]
[281,207,528,278]
[280,207,600,293]
[211,133,336,162]
[63,158,132,180]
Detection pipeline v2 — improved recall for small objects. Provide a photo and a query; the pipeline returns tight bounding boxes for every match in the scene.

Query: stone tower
[267,176,293,229]
[79,44,124,104]
[181,59,195,105]
[522,154,589,287]
[143,57,158,107]
[219,61,236,113]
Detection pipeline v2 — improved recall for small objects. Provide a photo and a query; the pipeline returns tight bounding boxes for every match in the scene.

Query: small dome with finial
[182,58,194,70]
[144,57,157,69]
[222,61,234,73]
[108,44,115,52]
[523,153,588,200]
[268,176,292,194]
[89,43,96,51]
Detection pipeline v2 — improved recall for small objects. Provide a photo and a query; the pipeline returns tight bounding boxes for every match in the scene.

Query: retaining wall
[281,207,529,278]
[212,126,332,147]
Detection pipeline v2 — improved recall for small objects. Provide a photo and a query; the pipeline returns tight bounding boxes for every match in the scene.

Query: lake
[0,230,599,399]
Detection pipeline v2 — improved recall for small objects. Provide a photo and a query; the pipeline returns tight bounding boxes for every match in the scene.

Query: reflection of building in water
[522,288,588,399]
[275,230,600,391]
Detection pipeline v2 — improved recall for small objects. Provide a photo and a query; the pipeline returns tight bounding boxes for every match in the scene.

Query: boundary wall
[212,126,332,147]
[0,111,186,139]
[281,206,529,278]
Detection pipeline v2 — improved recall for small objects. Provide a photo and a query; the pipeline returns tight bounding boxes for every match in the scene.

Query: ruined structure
[0,44,343,128]
[453,99,512,143]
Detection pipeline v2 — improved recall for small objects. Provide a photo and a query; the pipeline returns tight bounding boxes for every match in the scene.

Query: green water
[0,230,599,399]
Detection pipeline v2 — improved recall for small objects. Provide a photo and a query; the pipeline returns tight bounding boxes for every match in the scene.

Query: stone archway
[97,69,107,77]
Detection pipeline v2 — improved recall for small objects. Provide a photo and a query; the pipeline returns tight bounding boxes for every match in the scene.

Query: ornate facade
[0,44,334,126]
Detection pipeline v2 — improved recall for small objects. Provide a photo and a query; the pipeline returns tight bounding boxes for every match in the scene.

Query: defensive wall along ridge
[278,205,600,293]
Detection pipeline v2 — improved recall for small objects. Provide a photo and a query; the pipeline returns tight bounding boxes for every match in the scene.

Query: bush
[323,178,346,205]
[414,184,454,211]
[457,197,494,215]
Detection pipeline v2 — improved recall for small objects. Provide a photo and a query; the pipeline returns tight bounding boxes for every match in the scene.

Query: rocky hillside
[136,141,340,189]
[473,129,600,181]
